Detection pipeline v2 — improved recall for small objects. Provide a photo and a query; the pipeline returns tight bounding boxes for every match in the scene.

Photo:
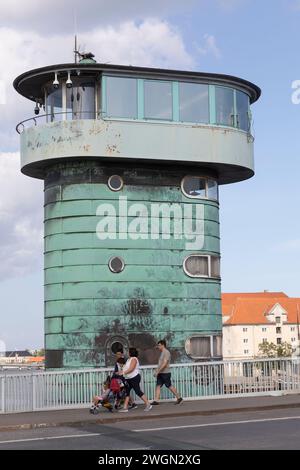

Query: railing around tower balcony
[16,111,106,134]
[1,358,300,413]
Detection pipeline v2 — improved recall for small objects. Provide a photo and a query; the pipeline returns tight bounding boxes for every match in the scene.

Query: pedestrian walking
[117,347,152,412]
[112,348,137,410]
[151,339,183,405]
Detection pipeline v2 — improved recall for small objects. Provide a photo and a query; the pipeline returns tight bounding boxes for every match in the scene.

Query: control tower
[14,54,260,368]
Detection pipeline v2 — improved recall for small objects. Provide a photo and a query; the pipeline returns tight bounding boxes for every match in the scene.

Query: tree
[258,341,292,358]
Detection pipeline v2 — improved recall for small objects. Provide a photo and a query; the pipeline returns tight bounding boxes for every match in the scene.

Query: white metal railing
[0,358,300,414]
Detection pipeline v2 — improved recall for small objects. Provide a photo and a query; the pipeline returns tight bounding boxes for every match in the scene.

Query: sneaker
[144,404,153,412]
[129,403,138,410]
[151,401,160,405]
[118,408,128,413]
[175,397,183,405]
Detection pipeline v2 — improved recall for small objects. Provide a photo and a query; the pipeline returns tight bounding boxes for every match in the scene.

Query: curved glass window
[236,90,249,131]
[216,86,234,127]
[185,335,223,359]
[207,179,218,201]
[184,255,209,277]
[179,82,209,123]
[66,78,95,119]
[109,256,125,273]
[144,80,172,120]
[106,76,137,119]
[183,254,220,279]
[181,176,218,201]
[46,86,62,119]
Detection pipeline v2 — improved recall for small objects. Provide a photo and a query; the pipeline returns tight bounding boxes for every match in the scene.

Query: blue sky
[0,0,300,349]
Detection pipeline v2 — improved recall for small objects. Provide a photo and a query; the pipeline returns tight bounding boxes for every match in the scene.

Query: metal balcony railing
[16,111,106,134]
[1,358,300,414]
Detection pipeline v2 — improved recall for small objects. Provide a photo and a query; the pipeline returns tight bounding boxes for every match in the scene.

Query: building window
[262,327,267,332]
[276,327,281,334]
[263,338,267,343]
[215,86,234,127]
[46,85,62,120]
[179,82,209,123]
[236,90,250,131]
[181,176,218,201]
[144,80,173,120]
[185,335,222,359]
[243,339,248,343]
[106,76,137,119]
[291,338,296,342]
[108,256,125,273]
[277,338,282,345]
[244,350,249,354]
[183,254,220,279]
[108,175,123,191]
[243,328,248,332]
[275,316,281,324]
[291,327,295,332]
[66,78,96,120]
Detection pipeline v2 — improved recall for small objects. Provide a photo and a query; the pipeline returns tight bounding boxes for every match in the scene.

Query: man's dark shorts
[157,373,172,388]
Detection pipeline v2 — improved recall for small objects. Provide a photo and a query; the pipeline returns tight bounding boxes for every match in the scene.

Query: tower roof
[13,62,261,104]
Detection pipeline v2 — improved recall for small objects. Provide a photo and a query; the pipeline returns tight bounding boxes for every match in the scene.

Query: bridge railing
[1,358,300,414]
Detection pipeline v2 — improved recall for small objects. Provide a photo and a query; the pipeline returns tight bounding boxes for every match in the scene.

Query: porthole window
[181,176,218,201]
[185,335,223,359]
[109,256,125,273]
[111,341,124,354]
[108,175,123,191]
[183,254,221,279]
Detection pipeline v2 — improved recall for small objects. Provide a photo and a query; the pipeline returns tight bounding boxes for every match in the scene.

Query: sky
[0,0,300,349]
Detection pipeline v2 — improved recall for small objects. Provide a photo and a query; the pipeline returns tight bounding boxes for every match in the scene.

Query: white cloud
[196,34,221,59]
[0,152,43,281]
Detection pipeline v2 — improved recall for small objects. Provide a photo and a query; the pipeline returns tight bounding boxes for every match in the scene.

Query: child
[90,376,113,413]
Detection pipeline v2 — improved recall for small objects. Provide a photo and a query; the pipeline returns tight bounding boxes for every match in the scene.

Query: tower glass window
[144,80,173,120]
[109,256,125,273]
[181,176,219,201]
[184,255,209,277]
[179,82,209,123]
[46,86,62,120]
[186,335,222,359]
[184,254,221,279]
[216,86,234,127]
[236,90,249,131]
[207,179,218,200]
[66,78,96,120]
[108,175,123,191]
[211,256,221,278]
[106,76,137,119]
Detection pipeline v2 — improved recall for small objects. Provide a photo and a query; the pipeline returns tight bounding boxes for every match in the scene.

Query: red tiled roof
[222,292,300,325]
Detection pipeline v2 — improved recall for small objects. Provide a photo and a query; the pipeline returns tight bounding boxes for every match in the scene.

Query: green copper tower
[14,55,260,368]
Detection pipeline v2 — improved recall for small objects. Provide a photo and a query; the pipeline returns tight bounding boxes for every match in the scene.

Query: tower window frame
[108,256,125,273]
[108,175,124,192]
[185,334,222,359]
[183,254,221,279]
[181,175,218,201]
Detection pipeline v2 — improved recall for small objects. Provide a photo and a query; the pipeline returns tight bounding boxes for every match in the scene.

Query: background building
[14,54,260,368]
[222,292,300,359]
